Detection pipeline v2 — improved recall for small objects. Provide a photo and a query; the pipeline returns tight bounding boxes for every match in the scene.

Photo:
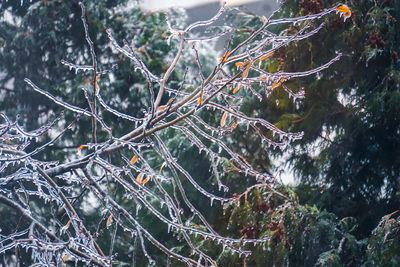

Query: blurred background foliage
[0,0,399,266]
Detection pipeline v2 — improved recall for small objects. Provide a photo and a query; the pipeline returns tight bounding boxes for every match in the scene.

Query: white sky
[140,0,261,10]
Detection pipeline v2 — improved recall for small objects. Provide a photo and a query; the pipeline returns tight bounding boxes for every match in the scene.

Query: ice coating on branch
[1,2,351,266]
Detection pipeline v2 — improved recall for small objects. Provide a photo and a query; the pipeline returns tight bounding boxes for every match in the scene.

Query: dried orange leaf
[336,4,350,13]
[130,154,138,165]
[157,105,167,112]
[259,51,273,62]
[232,85,243,94]
[235,61,245,67]
[78,145,87,151]
[241,60,254,79]
[220,111,228,127]
[232,123,239,129]
[62,253,70,263]
[94,74,101,90]
[142,176,151,185]
[197,91,204,105]
[219,49,230,63]
[106,214,113,227]
[336,4,351,19]
[388,210,400,218]
[271,81,282,89]
[136,172,144,184]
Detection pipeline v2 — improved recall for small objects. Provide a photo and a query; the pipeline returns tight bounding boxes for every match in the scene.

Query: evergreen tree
[251,0,400,237]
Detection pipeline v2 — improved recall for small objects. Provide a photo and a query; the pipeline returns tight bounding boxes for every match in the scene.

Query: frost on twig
[1,2,351,266]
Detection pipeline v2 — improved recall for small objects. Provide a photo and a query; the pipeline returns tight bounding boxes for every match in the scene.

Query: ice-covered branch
[2,2,353,266]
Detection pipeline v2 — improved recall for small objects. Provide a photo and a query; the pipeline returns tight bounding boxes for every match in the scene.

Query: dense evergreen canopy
[270,0,400,237]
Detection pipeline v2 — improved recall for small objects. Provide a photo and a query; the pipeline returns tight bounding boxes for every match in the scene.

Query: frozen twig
[2,2,352,266]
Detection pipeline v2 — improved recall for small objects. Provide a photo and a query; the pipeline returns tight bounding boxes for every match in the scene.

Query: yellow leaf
[106,214,113,227]
[259,51,273,62]
[130,154,138,165]
[94,74,101,90]
[232,85,243,94]
[336,4,351,18]
[241,60,254,79]
[235,61,245,67]
[197,91,204,105]
[136,172,144,184]
[336,4,350,13]
[62,253,70,263]
[220,111,228,127]
[271,81,282,89]
[159,162,166,174]
[219,49,230,63]
[259,75,267,79]
[78,145,87,151]
[142,176,151,185]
